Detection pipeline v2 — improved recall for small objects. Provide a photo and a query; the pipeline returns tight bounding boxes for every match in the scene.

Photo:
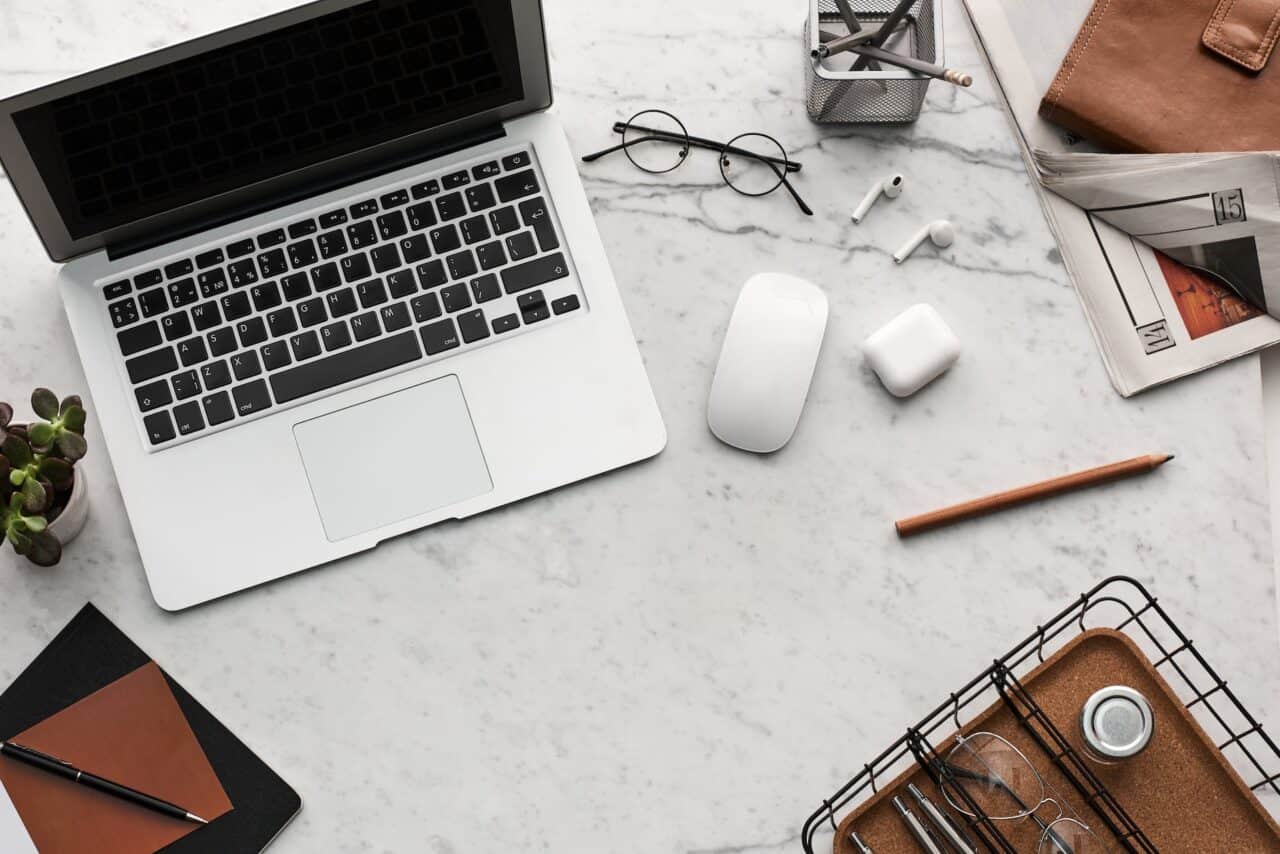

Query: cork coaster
[832,628,1280,852]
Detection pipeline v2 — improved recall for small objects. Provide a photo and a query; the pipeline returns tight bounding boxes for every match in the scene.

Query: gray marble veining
[0,0,1276,851]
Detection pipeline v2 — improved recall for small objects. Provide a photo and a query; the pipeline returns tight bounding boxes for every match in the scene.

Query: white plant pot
[46,468,89,545]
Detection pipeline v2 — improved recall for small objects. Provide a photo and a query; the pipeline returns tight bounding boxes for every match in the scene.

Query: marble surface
[1,0,1278,851]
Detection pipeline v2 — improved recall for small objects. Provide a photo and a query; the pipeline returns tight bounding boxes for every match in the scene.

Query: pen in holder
[804,0,944,124]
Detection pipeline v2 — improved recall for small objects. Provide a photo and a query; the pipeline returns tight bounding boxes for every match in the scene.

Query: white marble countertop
[1,1,1277,851]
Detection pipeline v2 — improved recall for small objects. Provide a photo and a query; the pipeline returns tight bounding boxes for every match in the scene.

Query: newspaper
[961,0,1280,397]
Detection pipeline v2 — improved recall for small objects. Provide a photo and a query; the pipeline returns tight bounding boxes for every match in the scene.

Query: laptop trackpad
[294,376,493,541]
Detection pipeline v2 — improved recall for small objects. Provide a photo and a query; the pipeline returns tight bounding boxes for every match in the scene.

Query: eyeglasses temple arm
[580,140,629,163]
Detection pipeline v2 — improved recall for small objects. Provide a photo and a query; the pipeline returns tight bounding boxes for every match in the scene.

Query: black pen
[0,741,208,824]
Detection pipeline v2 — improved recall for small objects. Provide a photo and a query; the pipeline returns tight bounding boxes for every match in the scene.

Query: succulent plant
[0,389,88,567]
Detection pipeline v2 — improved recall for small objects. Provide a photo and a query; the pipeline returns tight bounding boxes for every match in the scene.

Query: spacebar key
[502,252,569,294]
[270,331,422,403]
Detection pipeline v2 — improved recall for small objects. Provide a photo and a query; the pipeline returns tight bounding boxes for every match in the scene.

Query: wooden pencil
[894,453,1174,538]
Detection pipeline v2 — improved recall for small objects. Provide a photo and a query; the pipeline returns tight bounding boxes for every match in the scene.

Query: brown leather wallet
[1039,0,1280,152]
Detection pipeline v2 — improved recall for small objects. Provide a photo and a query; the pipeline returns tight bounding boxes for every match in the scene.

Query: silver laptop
[0,0,665,610]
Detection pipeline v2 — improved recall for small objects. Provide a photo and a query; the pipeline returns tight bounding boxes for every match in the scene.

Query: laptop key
[351,312,381,342]
[411,179,439,199]
[233,380,272,416]
[311,262,341,291]
[387,270,417,299]
[271,331,422,404]
[357,279,388,308]
[237,317,268,347]
[282,273,311,301]
[350,199,379,219]
[220,291,252,321]
[430,224,460,254]
[268,307,298,338]
[472,161,500,180]
[441,284,471,313]
[321,321,352,351]
[326,288,358,317]
[376,210,408,241]
[502,253,568,294]
[110,298,141,330]
[162,312,192,341]
[207,326,237,357]
[476,241,506,271]
[290,330,322,361]
[261,341,292,370]
[165,259,194,279]
[342,254,372,284]
[177,336,208,367]
[501,151,531,171]
[297,298,326,328]
[202,391,235,426]
[399,234,431,264]
[380,189,409,209]
[134,380,172,412]
[257,229,286,249]
[257,249,287,279]
[173,401,205,436]
[420,319,460,355]
[227,238,255,259]
[139,288,168,317]
[489,206,519,235]
[465,183,496,212]
[347,220,377,249]
[172,370,201,400]
[288,219,317,239]
[519,290,551,324]
[231,350,262,380]
[447,250,477,281]
[201,360,232,390]
[437,192,466,221]
[411,293,442,322]
[191,302,221,331]
[228,260,259,288]
[407,202,436,231]
[318,229,349,259]
[496,169,539,202]
[370,244,401,274]
[288,238,318,269]
[460,215,489,245]
[135,269,163,288]
[457,310,489,344]
[104,280,131,300]
[443,169,469,189]
[492,313,519,334]
[319,209,348,229]
[506,231,536,261]
[552,295,581,315]
[144,411,176,445]
[198,268,228,298]
[251,281,282,312]
[195,249,225,269]
[471,274,501,303]
[381,302,411,331]
[416,260,447,289]
[127,346,178,384]
[118,321,161,355]
[519,197,559,251]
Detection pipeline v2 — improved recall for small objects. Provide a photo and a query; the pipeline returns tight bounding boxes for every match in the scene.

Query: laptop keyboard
[101,146,584,449]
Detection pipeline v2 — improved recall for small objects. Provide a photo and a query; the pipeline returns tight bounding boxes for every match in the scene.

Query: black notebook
[0,604,300,853]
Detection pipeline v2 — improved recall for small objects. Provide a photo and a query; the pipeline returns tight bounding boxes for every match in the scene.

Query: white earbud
[893,220,955,263]
[851,174,905,224]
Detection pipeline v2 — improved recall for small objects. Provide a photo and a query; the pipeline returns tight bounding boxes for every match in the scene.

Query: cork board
[833,628,1280,852]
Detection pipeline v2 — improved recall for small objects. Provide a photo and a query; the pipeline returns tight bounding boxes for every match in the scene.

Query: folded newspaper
[962,0,1280,396]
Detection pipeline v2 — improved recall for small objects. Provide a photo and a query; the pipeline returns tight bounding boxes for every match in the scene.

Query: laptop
[0,0,666,610]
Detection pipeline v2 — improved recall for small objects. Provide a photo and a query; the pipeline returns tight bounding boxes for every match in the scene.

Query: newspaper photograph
[962,0,1280,396]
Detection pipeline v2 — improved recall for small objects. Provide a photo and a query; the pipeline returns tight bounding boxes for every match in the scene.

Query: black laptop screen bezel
[0,0,551,263]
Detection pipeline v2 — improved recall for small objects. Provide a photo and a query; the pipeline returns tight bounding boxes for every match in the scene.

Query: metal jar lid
[1081,685,1154,759]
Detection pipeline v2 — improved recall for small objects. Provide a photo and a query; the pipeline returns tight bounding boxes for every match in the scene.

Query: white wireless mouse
[707,273,829,453]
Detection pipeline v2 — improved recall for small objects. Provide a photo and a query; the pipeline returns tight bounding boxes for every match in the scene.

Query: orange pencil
[895,454,1174,538]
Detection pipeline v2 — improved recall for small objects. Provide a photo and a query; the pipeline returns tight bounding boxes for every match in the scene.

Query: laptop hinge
[107,122,506,262]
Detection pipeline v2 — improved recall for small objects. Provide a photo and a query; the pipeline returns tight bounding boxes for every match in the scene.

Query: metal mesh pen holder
[804,0,943,124]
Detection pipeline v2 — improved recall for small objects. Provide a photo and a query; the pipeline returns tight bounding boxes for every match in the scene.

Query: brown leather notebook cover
[0,662,232,854]
[1039,0,1280,153]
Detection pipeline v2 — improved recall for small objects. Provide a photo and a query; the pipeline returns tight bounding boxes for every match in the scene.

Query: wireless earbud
[851,174,905,224]
[893,219,955,263]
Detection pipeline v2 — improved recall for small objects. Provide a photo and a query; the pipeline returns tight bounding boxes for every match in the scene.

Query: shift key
[501,252,569,294]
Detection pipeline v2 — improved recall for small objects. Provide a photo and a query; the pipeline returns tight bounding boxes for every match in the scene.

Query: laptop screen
[0,0,549,261]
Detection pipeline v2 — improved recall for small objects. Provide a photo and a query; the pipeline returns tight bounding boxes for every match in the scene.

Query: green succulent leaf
[56,431,88,461]
[24,530,61,566]
[27,421,55,448]
[9,527,32,554]
[59,395,83,418]
[31,388,59,421]
[10,469,25,487]
[61,404,87,434]
[20,477,48,513]
[23,514,46,533]
[0,402,11,429]
[2,434,32,468]
[39,457,73,490]
[8,493,23,514]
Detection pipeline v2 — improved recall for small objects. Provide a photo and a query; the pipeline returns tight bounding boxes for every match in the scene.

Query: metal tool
[892,795,945,854]
[906,783,976,854]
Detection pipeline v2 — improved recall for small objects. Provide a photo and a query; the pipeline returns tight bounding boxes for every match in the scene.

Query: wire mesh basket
[804,0,943,124]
